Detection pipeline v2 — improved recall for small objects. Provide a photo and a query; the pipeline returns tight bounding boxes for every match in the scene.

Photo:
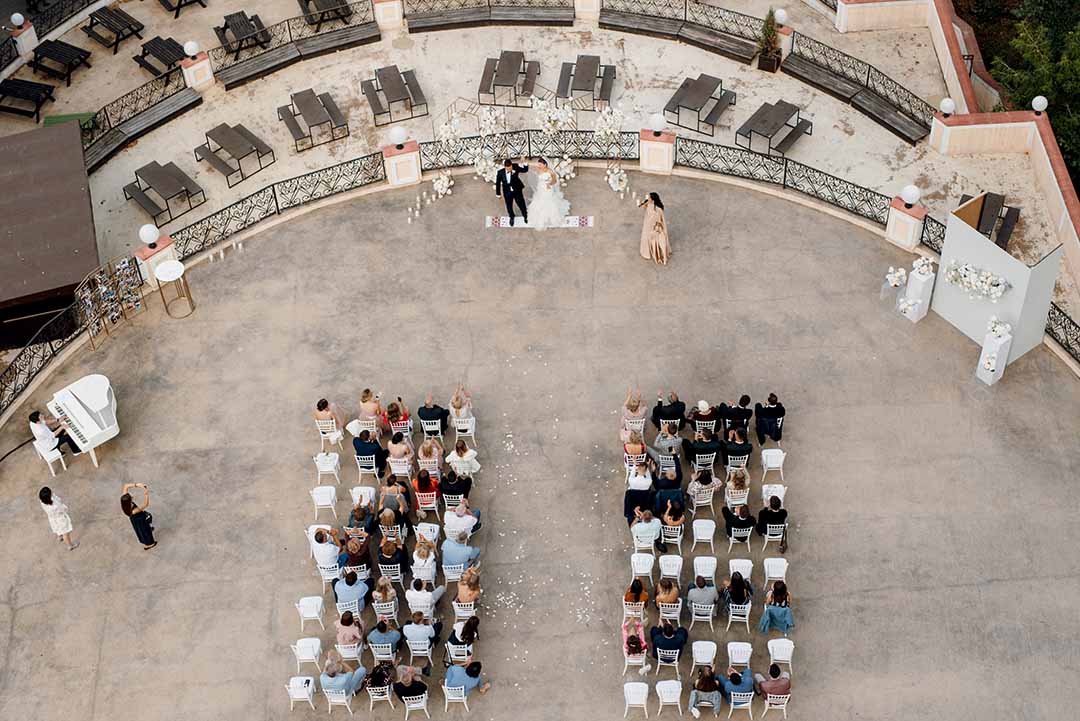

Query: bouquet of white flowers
[436,113,465,144]
[897,297,920,315]
[471,149,500,185]
[986,316,1012,338]
[605,167,628,193]
[912,256,934,276]
[432,171,454,199]
[944,260,1011,302]
[881,266,908,301]
[982,353,998,373]
[552,153,575,186]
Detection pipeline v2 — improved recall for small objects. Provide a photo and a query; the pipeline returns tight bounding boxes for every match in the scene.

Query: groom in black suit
[495,157,529,226]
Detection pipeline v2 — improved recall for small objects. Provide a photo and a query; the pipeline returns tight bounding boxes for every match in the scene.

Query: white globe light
[1031,95,1048,113]
[183,41,200,57]
[11,13,24,27]
[774,8,788,25]
[388,126,408,147]
[139,224,160,245]
[648,112,666,133]
[938,97,955,115]
[900,184,921,207]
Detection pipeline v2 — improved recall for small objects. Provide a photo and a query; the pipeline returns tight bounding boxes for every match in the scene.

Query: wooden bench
[599,9,683,40]
[216,45,302,90]
[402,69,428,115]
[663,78,693,118]
[297,0,320,24]
[556,62,573,99]
[233,124,275,165]
[487,5,575,26]
[82,86,201,172]
[294,22,380,59]
[780,54,862,103]
[598,65,616,104]
[478,57,498,102]
[995,206,1020,251]
[361,79,390,123]
[677,22,757,65]
[703,88,736,126]
[123,181,166,222]
[406,6,491,32]
[278,105,310,150]
[522,60,540,98]
[163,161,205,204]
[29,40,93,87]
[771,118,813,157]
[319,93,348,131]
[195,143,241,180]
[850,89,930,145]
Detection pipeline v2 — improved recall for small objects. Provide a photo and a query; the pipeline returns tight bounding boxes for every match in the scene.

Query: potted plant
[758,9,782,72]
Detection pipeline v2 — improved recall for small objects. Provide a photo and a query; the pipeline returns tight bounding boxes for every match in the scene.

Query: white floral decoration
[982,353,998,373]
[986,316,1012,338]
[436,112,465,144]
[551,154,575,186]
[897,297,920,314]
[471,149,500,185]
[592,105,625,150]
[944,260,1011,302]
[912,256,935,276]
[477,106,504,138]
[605,167,628,193]
[432,170,454,199]
[885,266,908,288]
[532,97,574,137]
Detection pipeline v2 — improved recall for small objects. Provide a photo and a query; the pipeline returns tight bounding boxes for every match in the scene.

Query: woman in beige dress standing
[638,192,670,265]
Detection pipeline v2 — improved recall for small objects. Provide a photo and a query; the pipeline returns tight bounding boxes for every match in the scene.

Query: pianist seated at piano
[29,410,81,457]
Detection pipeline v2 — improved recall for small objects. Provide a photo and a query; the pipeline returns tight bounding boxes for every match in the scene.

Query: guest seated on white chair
[347,500,376,535]
[378,538,411,577]
[417,437,443,470]
[682,427,722,467]
[623,430,647,459]
[358,388,384,422]
[338,535,370,569]
[416,393,451,436]
[29,410,81,457]
[759,581,795,635]
[686,575,719,610]
[648,620,688,659]
[413,536,437,580]
[721,504,755,539]
[718,395,753,438]
[726,470,749,499]
[442,531,481,568]
[754,663,791,696]
[388,432,413,461]
[372,576,397,605]
[336,610,365,648]
[311,527,344,567]
[653,462,684,514]
[719,666,755,704]
[687,399,720,428]
[648,422,682,464]
[448,615,480,651]
[333,571,368,608]
[406,578,446,613]
[754,393,786,445]
[624,461,655,526]
[392,664,427,702]
[624,578,649,606]
[352,430,388,477]
[382,398,411,434]
[457,566,482,604]
[620,387,647,443]
[651,390,687,432]
[623,618,648,660]
[445,661,491,696]
[629,508,662,552]
[321,649,366,696]
[720,571,753,615]
[313,398,347,432]
[653,578,680,609]
[449,384,474,421]
[444,498,482,537]
[412,470,440,520]
[686,469,715,502]
[439,469,472,499]
[722,428,753,469]
[378,480,411,528]
[446,440,481,476]
[367,619,402,651]
[756,496,788,536]
[688,665,722,718]
[402,611,443,675]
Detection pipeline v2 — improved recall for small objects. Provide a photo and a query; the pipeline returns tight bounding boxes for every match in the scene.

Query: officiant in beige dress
[639,192,670,266]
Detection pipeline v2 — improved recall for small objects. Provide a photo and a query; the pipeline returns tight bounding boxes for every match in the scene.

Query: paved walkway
[0,172,1077,720]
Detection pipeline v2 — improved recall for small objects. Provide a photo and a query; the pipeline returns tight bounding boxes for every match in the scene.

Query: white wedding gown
[527,170,571,230]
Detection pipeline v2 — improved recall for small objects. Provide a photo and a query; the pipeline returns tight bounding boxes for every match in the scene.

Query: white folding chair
[336,599,360,616]
[442,563,465,584]
[632,530,656,556]
[692,451,717,473]
[728,691,753,718]
[372,600,397,625]
[761,449,786,482]
[631,553,655,585]
[658,600,683,626]
[316,419,344,450]
[314,452,341,485]
[658,454,677,474]
[729,559,753,587]
[452,600,475,622]
[322,688,353,714]
[655,679,682,715]
[403,691,429,719]
[624,682,650,717]
[726,602,752,633]
[725,453,750,480]
[660,524,683,554]
[624,452,647,480]
[768,638,794,672]
[444,641,471,665]
[624,416,646,438]
[727,641,752,668]
[688,602,715,631]
[725,487,749,510]
[691,640,717,674]
[34,442,67,477]
[378,563,404,589]
[355,454,378,483]
[390,418,413,439]
[417,455,441,479]
[349,485,376,508]
[420,417,443,441]
[442,493,464,513]
[367,684,395,711]
[291,637,322,673]
[369,641,395,664]
[389,456,412,481]
[408,638,433,665]
[762,524,786,552]
[415,490,439,519]
[336,642,363,668]
[295,595,324,632]
[442,684,469,712]
[658,555,683,584]
[310,485,337,520]
[415,522,440,544]
[694,419,716,433]
[728,526,752,553]
[452,416,477,448]
[763,694,791,718]
[379,523,406,545]
[764,558,788,588]
[317,563,340,593]
[693,556,717,586]
[623,600,646,622]
[691,519,715,552]
[655,647,681,679]
[689,486,717,517]
[623,649,647,674]
[761,484,787,507]
[342,564,370,582]
[286,676,315,710]
[349,417,380,441]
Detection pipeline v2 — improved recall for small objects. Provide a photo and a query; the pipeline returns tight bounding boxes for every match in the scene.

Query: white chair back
[403,692,428,717]
[296,596,324,631]
[623,416,646,437]
[286,676,315,708]
[762,523,787,551]
[355,454,377,481]
[310,485,337,520]
[658,554,683,582]
[693,555,717,584]
[725,487,750,509]
[336,642,362,664]
[727,601,752,632]
[765,693,791,715]
[761,484,787,506]
[389,456,412,478]
[694,419,716,433]
[416,522,441,543]
[689,602,715,629]
[445,642,471,664]
[655,679,682,708]
[726,453,749,469]
[443,684,468,711]
[658,599,683,624]
[442,493,464,511]
[690,485,717,516]
[692,640,717,668]
[452,600,475,621]
[316,419,341,438]
[343,564,370,581]
[378,563,403,584]
[322,688,351,712]
[656,647,681,677]
[408,638,433,663]
[369,642,395,662]
[729,558,753,584]
[367,684,394,709]
[442,563,465,583]
[417,455,441,478]
[355,417,379,438]
[349,485,375,507]
[658,453,677,473]
[623,682,649,713]
[764,557,788,586]
[728,525,752,552]
[452,416,476,444]
[291,637,322,671]
[768,638,795,670]
[390,419,412,437]
[416,490,439,515]
[630,552,654,582]
[693,451,717,471]
[622,600,645,621]
[727,641,752,667]
[730,691,754,715]
[379,523,406,544]
[372,600,397,624]
[623,452,647,471]
[661,523,683,550]
[336,599,360,616]
[691,518,716,551]
[420,418,443,438]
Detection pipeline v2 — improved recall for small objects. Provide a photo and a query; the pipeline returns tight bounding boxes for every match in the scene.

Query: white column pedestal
[12,22,38,57]
[374,0,405,33]
[575,0,601,22]
[181,52,214,92]
[885,197,927,251]
[384,140,422,187]
[133,236,180,290]
[976,331,1012,386]
[778,25,793,59]
[899,269,934,322]
[639,130,675,175]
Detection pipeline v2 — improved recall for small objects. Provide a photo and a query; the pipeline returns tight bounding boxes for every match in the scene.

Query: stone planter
[758,54,781,73]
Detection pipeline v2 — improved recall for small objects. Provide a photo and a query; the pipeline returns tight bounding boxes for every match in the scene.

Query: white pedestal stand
[976,331,1012,386]
[899,269,934,322]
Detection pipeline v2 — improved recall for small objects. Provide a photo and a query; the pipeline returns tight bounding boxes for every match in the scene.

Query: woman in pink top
[622,618,647,655]
[335,611,365,646]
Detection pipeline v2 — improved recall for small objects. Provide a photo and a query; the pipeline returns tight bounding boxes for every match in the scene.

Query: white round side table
[154,259,195,318]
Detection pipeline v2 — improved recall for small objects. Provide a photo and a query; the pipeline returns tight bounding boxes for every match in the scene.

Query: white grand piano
[47,374,118,468]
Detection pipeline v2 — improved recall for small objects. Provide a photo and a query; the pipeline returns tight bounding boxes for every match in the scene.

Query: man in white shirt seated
[401,611,443,676]
[28,410,81,456]
[405,578,446,614]
[444,498,482,537]
[630,508,662,551]
[310,527,342,567]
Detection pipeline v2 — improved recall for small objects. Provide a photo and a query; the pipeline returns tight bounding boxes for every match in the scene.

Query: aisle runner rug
[485,216,594,229]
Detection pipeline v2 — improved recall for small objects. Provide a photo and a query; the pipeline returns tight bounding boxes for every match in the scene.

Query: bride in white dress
[527,157,570,230]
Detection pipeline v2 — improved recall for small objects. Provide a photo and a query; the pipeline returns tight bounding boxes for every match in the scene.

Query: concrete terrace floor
[1,172,1079,721]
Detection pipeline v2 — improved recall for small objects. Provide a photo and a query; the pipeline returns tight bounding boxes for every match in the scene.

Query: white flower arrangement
[592,105,625,150]
[432,171,454,199]
[477,106,504,138]
[605,167,628,193]
[551,153,575,187]
[982,353,998,373]
[436,112,465,144]
[471,149,500,185]
[885,266,908,288]
[532,97,575,137]
[912,256,934,276]
[944,260,1011,302]
[897,297,920,314]
[986,316,1012,339]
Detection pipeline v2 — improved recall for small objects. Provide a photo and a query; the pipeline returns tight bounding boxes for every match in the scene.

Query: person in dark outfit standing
[121,482,156,550]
